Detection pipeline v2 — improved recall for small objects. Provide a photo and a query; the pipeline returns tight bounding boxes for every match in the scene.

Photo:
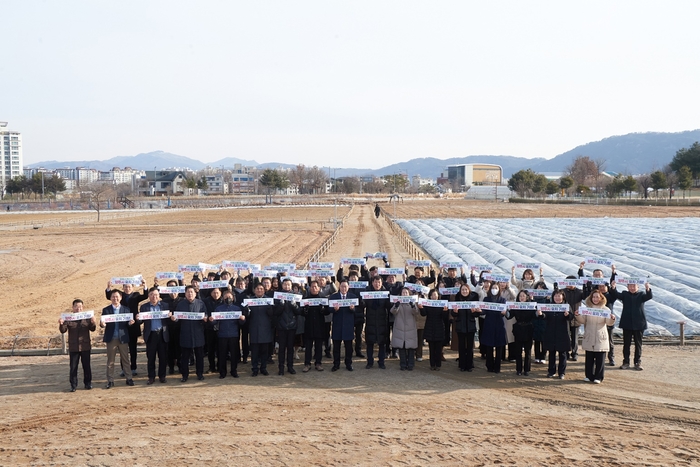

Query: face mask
[490,288,499,295]
[224,298,233,305]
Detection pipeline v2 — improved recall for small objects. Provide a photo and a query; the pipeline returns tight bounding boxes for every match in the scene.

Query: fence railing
[303,205,354,268]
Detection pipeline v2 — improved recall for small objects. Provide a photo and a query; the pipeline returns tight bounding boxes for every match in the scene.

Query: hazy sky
[3,1,699,168]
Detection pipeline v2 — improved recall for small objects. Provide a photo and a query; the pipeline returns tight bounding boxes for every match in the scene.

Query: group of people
[58,255,653,391]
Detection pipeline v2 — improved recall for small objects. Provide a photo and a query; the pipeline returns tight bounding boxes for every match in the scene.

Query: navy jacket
[101,304,131,344]
[139,301,170,343]
[330,291,358,341]
[213,303,245,338]
[176,298,207,348]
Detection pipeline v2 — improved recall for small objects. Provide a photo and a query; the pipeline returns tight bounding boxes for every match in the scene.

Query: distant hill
[27,130,700,179]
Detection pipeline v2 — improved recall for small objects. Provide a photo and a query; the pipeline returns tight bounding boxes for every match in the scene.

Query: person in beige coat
[575,290,616,384]
[391,288,420,371]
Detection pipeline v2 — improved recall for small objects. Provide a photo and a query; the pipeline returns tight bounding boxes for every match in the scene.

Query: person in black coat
[100,290,135,388]
[136,287,172,384]
[449,284,480,372]
[609,280,652,370]
[540,289,574,379]
[244,283,275,376]
[274,279,302,376]
[302,280,330,372]
[329,281,358,371]
[159,279,183,375]
[421,289,450,370]
[172,285,208,382]
[478,284,508,374]
[362,276,392,369]
[211,289,246,378]
[233,276,251,364]
[561,275,584,362]
[105,279,148,376]
[203,287,223,374]
[509,290,538,376]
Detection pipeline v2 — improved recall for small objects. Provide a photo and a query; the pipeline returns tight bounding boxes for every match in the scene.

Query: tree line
[508,142,700,199]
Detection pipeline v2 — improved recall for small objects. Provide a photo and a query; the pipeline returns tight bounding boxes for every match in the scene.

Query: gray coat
[391,302,419,349]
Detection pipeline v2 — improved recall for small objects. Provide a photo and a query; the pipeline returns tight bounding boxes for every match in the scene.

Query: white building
[204,174,229,194]
[1,122,22,194]
[76,167,100,186]
[411,175,436,188]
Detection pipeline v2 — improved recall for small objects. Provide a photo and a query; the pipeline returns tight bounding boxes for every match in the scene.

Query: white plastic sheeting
[397,217,700,336]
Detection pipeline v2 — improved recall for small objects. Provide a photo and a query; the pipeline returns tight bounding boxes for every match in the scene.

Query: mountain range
[28,130,700,179]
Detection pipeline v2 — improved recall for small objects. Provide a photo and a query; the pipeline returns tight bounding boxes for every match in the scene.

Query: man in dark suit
[100,290,135,388]
[137,287,171,385]
[330,281,358,371]
[105,279,148,376]
[172,285,208,382]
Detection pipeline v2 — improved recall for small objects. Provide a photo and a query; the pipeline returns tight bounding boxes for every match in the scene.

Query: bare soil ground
[1,201,699,466]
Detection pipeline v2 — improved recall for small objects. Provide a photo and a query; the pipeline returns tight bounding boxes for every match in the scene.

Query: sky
[3,1,700,168]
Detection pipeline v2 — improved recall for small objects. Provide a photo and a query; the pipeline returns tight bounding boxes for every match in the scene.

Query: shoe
[432,367,437,371]
[197,375,205,381]
[416,357,423,362]
[559,374,565,380]
[620,363,630,370]
[70,386,77,392]
[459,368,466,372]
[303,365,311,373]
[119,370,125,377]
[104,381,115,389]
[315,364,324,371]
[466,368,473,372]
[206,368,215,374]
[288,367,296,375]
[132,370,138,376]
[147,378,155,385]
[593,379,601,384]
[356,353,365,358]
[517,372,522,376]
[547,373,554,378]
[180,377,188,383]
[252,370,258,377]
[583,377,590,382]
[365,364,373,369]
[634,363,643,371]
[570,357,577,362]
[378,363,386,369]
[278,369,285,376]
[331,366,339,372]
[346,365,354,371]
[260,369,269,376]
[232,371,239,378]
[159,378,167,383]
[84,384,93,390]
[523,372,529,376]
[126,379,134,386]
[219,375,226,379]
[294,352,300,360]
[400,367,406,371]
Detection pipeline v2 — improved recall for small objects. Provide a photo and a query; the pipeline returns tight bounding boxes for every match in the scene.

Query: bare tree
[307,166,329,194]
[566,155,597,187]
[289,164,308,194]
[593,158,607,194]
[84,182,116,222]
[636,175,652,200]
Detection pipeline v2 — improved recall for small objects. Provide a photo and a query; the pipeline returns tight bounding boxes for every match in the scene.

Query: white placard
[586,277,609,285]
[341,257,367,266]
[61,310,95,321]
[310,269,335,276]
[407,259,432,268]
[198,262,220,271]
[211,311,242,320]
[199,280,229,290]
[483,273,510,283]
[515,263,541,270]
[138,310,170,320]
[179,264,203,273]
[365,252,386,259]
[300,298,329,307]
[537,304,570,313]
[439,287,461,295]
[291,270,311,277]
[378,268,405,275]
[222,260,250,270]
[390,295,418,303]
[506,301,538,310]
[450,302,479,310]
[524,289,551,298]
[243,298,274,306]
[155,272,184,281]
[157,286,185,295]
[555,278,583,287]
[404,282,430,294]
[578,305,612,319]
[418,299,448,308]
[274,291,303,302]
[101,313,133,323]
[471,264,494,272]
[348,281,369,289]
[475,301,508,312]
[585,257,614,267]
[328,298,359,307]
[360,291,390,299]
[440,261,465,269]
[111,276,142,286]
[615,277,647,286]
[173,312,205,320]
[309,262,334,270]
[270,262,296,272]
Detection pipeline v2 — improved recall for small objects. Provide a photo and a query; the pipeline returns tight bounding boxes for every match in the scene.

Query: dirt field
[1,201,699,465]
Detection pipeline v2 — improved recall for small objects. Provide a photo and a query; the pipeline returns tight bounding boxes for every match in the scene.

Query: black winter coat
[421,306,447,341]
[450,291,480,334]
[542,310,573,352]
[176,298,207,348]
[302,294,330,339]
[363,287,391,343]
